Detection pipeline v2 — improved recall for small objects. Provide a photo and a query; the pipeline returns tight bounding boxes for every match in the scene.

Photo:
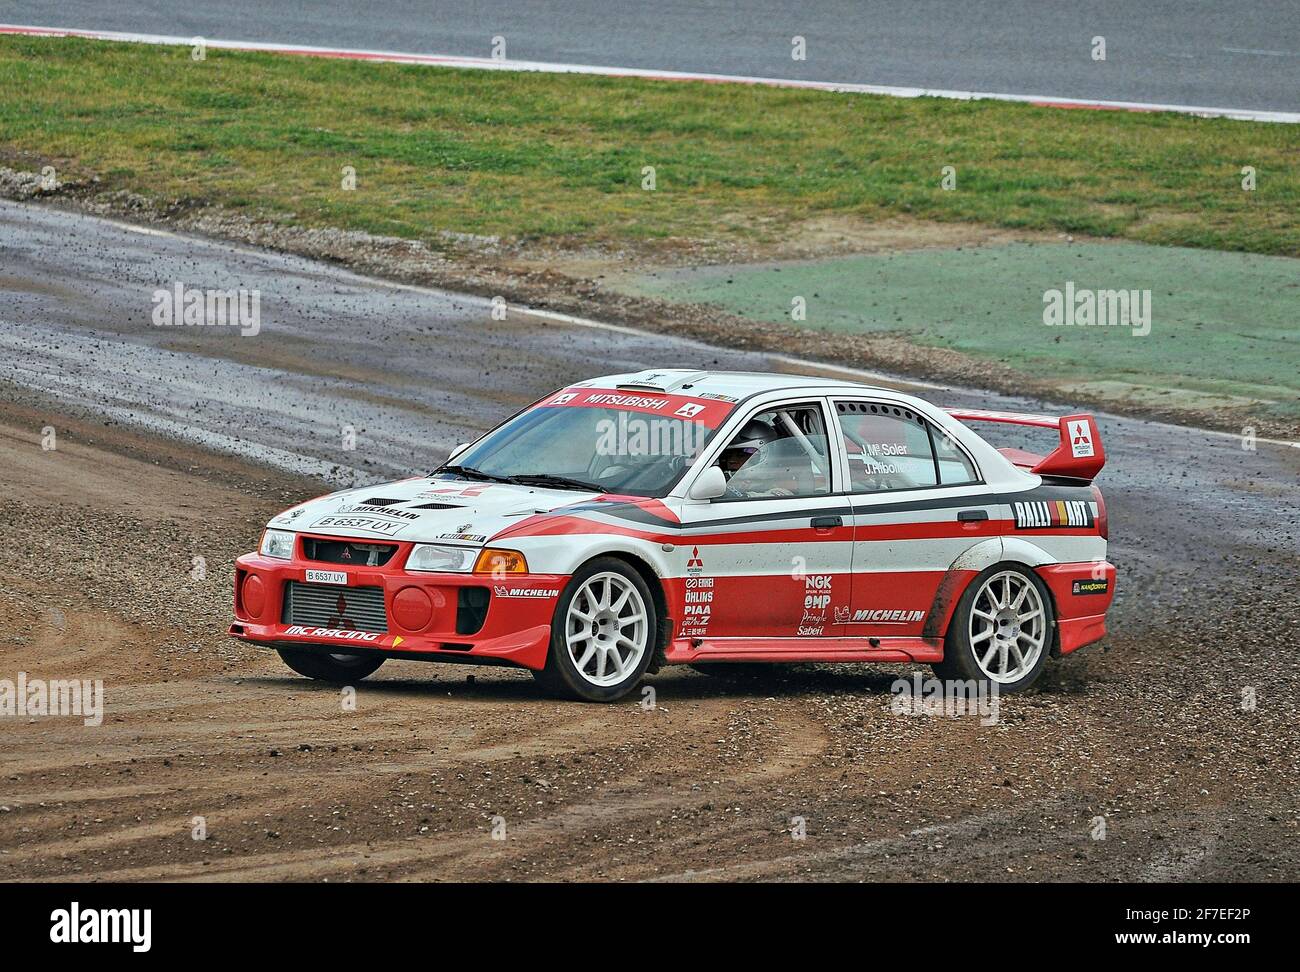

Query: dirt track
[1,205,1298,882]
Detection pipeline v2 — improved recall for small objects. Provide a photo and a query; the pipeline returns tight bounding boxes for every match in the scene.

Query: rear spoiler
[944,408,1106,482]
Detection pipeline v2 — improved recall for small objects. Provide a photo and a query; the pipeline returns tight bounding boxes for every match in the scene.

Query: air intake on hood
[358,497,404,506]
[409,502,463,510]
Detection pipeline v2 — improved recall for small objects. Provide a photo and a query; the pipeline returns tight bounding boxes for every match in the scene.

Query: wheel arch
[568,549,672,672]
[923,539,1061,645]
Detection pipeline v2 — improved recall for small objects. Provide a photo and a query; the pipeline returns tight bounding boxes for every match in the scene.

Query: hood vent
[358,497,404,506]
[409,502,463,510]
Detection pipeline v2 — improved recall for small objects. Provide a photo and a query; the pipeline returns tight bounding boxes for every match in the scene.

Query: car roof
[575,368,894,401]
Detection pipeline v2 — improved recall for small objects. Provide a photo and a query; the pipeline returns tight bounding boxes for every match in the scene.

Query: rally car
[231,370,1115,701]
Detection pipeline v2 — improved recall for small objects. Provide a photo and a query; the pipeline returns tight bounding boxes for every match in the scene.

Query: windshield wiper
[510,473,605,492]
[431,464,517,484]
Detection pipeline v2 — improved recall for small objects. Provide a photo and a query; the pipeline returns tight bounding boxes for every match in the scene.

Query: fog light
[242,573,267,619]
[392,586,434,631]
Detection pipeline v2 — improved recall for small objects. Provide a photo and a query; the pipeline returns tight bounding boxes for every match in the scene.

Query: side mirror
[688,465,727,501]
[447,442,470,462]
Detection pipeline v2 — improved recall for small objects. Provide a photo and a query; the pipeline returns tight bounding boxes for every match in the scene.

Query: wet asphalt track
[1,197,1298,648]
[6,0,1299,113]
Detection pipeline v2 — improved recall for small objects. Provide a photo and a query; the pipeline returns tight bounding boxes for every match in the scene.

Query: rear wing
[944,408,1106,482]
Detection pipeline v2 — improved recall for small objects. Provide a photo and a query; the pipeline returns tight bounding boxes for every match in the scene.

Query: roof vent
[615,370,710,393]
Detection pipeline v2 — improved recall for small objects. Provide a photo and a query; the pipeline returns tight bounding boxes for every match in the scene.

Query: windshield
[444,389,737,496]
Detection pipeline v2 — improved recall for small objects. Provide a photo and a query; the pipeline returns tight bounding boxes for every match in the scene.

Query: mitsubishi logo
[326,593,356,631]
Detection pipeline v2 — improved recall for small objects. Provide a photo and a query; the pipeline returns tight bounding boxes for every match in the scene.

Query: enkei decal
[309,515,407,536]
[1013,499,1093,530]
[493,586,560,598]
[1072,579,1109,596]
[681,575,714,637]
[305,569,348,585]
[848,609,926,624]
[285,625,379,642]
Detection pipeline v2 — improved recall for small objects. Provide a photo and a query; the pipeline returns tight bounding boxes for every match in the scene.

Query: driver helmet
[719,419,779,476]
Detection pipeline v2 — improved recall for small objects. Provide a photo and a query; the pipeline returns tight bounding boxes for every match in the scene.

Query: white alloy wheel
[968,569,1047,683]
[564,571,650,687]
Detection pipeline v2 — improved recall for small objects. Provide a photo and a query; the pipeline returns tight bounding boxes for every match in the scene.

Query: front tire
[277,647,385,683]
[932,563,1053,693]
[533,558,658,702]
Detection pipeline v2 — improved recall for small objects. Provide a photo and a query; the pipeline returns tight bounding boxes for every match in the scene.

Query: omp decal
[493,586,560,598]
[1013,499,1093,529]
[304,569,348,585]
[798,574,834,635]
[848,608,926,624]
[309,515,408,536]
[285,625,380,642]
[1072,579,1110,596]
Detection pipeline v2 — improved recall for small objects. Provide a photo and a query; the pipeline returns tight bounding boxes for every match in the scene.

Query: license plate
[305,569,348,585]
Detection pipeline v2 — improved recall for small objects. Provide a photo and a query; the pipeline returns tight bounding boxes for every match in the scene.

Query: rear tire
[533,558,658,702]
[932,563,1053,693]
[277,647,385,684]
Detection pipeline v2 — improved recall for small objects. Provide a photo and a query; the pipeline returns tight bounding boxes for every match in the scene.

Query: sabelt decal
[541,387,734,428]
[493,586,560,598]
[798,574,833,636]
[1072,579,1109,596]
[285,624,380,642]
[1013,499,1093,530]
[305,569,348,585]
[309,515,407,536]
[1068,419,1095,459]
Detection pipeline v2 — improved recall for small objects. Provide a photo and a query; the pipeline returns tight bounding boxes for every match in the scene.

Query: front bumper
[230,548,565,670]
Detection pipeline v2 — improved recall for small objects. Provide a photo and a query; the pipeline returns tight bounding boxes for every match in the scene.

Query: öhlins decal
[1013,499,1093,530]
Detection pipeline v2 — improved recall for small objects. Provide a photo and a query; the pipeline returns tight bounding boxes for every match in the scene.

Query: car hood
[267,477,607,545]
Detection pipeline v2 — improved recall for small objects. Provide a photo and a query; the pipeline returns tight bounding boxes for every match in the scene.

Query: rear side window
[931,423,979,485]
[836,402,937,492]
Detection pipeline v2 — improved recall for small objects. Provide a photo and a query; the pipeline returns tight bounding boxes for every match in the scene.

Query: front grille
[301,536,397,567]
[283,581,388,633]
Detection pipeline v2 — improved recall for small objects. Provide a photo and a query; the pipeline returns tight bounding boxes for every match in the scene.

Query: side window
[931,422,979,485]
[714,404,830,498]
[836,402,937,492]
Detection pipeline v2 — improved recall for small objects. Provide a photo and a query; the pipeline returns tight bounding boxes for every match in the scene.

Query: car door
[831,398,988,639]
[676,398,853,642]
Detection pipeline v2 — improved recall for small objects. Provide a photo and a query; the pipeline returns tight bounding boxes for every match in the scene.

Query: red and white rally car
[231,370,1115,701]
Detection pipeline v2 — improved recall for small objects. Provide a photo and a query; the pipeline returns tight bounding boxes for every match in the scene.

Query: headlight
[406,544,478,573]
[260,529,295,560]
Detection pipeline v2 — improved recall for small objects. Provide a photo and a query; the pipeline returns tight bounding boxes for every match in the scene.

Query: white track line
[4,23,1297,124]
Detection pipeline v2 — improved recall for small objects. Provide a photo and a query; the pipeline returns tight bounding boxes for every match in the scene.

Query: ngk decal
[681,576,714,637]
[799,574,833,636]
